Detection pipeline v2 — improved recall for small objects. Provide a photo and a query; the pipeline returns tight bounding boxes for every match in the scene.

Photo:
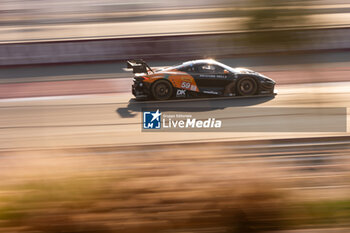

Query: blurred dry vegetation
[242,0,312,49]
[0,147,350,233]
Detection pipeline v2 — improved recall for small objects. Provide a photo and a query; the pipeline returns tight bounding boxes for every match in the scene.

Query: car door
[190,63,232,92]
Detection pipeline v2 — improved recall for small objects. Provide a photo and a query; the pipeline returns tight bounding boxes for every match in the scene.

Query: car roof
[181,59,234,70]
[185,59,218,65]
[161,59,235,73]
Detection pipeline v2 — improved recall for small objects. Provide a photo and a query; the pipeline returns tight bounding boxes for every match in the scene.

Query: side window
[198,64,215,73]
[198,64,225,74]
[178,65,195,73]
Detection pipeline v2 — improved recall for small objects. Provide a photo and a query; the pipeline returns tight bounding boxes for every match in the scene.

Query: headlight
[262,77,275,84]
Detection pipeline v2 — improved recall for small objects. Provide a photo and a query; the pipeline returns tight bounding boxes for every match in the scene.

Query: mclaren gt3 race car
[128,59,275,100]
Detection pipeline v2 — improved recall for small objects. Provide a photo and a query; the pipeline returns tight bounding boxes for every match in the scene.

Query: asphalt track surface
[0,81,349,151]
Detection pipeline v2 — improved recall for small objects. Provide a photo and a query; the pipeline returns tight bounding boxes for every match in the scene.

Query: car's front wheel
[236,77,258,96]
[151,80,174,100]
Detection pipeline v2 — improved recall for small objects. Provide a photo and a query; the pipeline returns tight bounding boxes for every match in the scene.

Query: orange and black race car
[128,59,275,100]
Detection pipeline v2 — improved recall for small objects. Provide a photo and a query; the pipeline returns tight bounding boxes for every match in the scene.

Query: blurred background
[1,0,350,232]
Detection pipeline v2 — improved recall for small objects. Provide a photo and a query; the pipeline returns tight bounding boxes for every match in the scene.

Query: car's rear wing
[126,59,154,74]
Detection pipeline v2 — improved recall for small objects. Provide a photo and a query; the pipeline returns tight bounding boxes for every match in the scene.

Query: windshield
[211,61,236,73]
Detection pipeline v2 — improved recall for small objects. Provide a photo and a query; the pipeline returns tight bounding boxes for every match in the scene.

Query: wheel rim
[155,83,170,98]
[239,79,254,94]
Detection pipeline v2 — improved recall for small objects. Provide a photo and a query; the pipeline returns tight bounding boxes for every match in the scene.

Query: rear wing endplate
[126,59,153,74]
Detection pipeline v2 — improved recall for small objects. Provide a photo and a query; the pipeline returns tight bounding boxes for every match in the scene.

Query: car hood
[233,67,257,74]
[234,67,275,83]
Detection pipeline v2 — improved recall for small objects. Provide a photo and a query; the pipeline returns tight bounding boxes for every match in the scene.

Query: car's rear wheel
[151,80,174,100]
[236,77,258,96]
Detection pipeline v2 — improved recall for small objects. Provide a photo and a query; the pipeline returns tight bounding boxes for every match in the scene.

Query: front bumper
[259,79,275,94]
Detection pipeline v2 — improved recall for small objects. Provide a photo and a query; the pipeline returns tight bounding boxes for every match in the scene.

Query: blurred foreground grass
[0,149,349,233]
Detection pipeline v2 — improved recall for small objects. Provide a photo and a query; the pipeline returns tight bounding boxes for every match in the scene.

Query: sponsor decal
[203,90,219,95]
[181,81,191,89]
[176,89,186,97]
[190,85,197,91]
[199,74,227,78]
[143,109,161,129]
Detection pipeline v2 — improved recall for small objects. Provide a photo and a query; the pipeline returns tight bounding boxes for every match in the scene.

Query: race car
[128,59,275,100]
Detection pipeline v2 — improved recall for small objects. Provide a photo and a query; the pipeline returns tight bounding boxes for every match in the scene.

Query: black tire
[151,80,174,100]
[236,77,258,96]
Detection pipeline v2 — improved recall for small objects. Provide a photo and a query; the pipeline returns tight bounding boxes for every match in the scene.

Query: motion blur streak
[1,0,350,232]
[1,138,350,233]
